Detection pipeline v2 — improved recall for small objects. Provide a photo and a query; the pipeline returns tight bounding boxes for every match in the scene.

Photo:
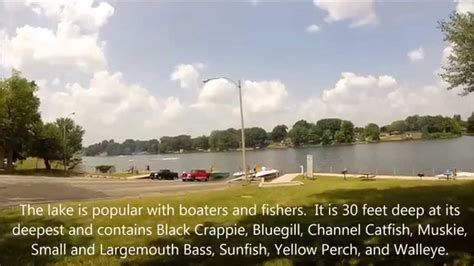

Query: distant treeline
[85,113,474,156]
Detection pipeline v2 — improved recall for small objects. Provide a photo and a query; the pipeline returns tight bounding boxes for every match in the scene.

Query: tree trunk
[6,149,14,173]
[0,147,4,169]
[44,159,51,170]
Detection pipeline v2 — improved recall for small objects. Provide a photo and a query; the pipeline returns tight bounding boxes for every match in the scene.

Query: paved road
[0,175,230,208]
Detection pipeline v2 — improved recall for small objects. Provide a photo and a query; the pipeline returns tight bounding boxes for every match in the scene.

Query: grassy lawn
[0,157,82,177]
[0,177,473,265]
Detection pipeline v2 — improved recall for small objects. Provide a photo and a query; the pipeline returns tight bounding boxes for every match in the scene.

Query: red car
[181,169,210,182]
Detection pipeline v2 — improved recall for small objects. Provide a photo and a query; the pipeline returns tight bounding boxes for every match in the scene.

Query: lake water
[79,137,474,176]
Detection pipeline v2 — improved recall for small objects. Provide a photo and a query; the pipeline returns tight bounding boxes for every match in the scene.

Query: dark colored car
[150,169,179,180]
[181,169,211,182]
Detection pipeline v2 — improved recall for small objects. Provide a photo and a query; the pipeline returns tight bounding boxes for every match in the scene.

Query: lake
[79,136,474,176]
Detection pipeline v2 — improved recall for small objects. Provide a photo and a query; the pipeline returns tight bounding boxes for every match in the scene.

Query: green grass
[1,177,473,265]
[0,157,82,177]
[14,157,62,170]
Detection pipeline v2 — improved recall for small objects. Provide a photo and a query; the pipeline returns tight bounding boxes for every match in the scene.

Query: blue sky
[0,0,473,144]
[103,1,450,99]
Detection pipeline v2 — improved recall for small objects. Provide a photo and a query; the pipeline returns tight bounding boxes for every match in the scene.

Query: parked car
[150,169,179,180]
[181,169,210,182]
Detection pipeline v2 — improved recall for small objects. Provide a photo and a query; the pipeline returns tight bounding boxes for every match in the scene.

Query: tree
[209,129,239,151]
[339,120,355,143]
[439,12,474,95]
[56,118,85,169]
[321,129,333,145]
[192,136,210,150]
[334,130,345,143]
[243,127,268,148]
[316,118,342,135]
[288,120,312,146]
[271,125,288,142]
[30,122,63,170]
[362,123,380,141]
[307,123,321,144]
[0,71,41,172]
[467,112,474,134]
[31,119,84,170]
[388,120,408,133]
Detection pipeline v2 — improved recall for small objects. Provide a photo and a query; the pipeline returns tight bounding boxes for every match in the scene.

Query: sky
[0,0,473,145]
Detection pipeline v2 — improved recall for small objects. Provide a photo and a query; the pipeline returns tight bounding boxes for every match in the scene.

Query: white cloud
[0,21,106,73]
[170,63,204,89]
[242,80,288,113]
[313,0,376,27]
[39,70,187,144]
[196,78,236,105]
[306,24,321,34]
[456,0,474,14]
[52,77,61,85]
[298,72,474,127]
[408,46,424,62]
[0,0,112,75]
[195,78,289,114]
[25,0,114,32]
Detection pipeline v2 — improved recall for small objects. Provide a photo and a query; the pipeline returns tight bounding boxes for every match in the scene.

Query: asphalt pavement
[0,175,230,208]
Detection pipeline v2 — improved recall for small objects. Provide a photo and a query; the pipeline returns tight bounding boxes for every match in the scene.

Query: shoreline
[83,135,470,158]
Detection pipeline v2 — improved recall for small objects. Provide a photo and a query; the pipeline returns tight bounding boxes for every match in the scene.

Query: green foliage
[160,135,192,153]
[0,71,41,172]
[30,122,62,170]
[288,120,317,146]
[333,130,345,143]
[316,118,342,134]
[84,113,471,156]
[243,127,268,148]
[56,118,84,164]
[30,118,84,170]
[271,124,288,142]
[209,129,239,151]
[387,120,409,132]
[361,123,380,141]
[192,136,210,151]
[321,129,332,145]
[439,12,474,95]
[467,112,474,134]
[339,120,355,143]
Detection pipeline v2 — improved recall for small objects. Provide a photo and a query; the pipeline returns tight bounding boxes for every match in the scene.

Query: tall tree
[192,136,210,150]
[439,12,474,95]
[30,122,63,170]
[0,71,41,172]
[243,127,268,148]
[467,112,474,134]
[361,123,380,141]
[55,118,85,169]
[289,120,312,146]
[339,120,355,143]
[271,124,288,142]
[321,129,333,145]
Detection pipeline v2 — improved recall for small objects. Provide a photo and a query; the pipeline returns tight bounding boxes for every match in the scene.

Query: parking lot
[0,175,230,208]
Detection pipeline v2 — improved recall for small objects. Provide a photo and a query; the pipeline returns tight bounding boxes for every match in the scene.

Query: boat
[435,170,474,178]
[210,171,230,180]
[255,168,280,180]
[455,171,474,177]
[436,170,453,178]
[232,170,256,178]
